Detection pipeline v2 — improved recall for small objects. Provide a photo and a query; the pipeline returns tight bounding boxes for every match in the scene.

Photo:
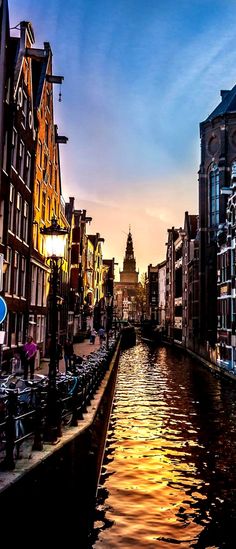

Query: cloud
[145,207,173,224]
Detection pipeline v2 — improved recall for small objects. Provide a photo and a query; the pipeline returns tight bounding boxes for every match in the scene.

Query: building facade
[198,86,236,354]
[158,260,166,327]
[2,22,36,365]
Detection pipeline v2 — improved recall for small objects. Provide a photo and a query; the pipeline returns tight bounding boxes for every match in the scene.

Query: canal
[89,341,236,548]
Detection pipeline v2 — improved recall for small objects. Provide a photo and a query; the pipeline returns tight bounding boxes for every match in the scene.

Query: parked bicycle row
[0,338,117,471]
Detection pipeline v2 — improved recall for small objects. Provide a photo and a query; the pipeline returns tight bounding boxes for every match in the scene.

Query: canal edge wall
[162,338,236,382]
[0,340,121,543]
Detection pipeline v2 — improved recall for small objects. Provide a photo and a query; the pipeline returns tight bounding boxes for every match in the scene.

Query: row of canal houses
[146,84,236,373]
[0,2,115,369]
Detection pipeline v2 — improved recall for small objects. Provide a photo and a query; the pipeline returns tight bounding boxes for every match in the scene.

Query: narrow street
[37,338,101,376]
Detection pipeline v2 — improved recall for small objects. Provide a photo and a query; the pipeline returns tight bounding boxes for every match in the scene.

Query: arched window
[209,164,219,226]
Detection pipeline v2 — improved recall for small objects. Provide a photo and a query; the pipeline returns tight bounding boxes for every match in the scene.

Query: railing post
[1,391,17,470]
[71,391,78,427]
[32,388,43,451]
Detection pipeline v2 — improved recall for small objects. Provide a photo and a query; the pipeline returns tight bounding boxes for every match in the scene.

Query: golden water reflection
[91,343,236,548]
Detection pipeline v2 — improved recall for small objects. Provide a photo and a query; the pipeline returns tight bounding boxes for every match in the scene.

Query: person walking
[98,327,105,345]
[23,336,38,380]
[64,338,74,373]
[90,328,97,344]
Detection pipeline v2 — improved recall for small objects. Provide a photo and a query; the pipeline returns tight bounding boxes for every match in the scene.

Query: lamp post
[40,217,68,441]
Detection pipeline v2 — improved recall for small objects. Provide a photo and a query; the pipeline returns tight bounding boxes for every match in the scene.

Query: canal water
[90,341,236,548]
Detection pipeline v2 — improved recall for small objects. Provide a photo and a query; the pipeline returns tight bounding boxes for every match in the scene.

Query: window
[22,92,27,127]
[36,315,42,344]
[46,90,50,110]
[18,140,25,179]
[28,314,36,339]
[18,313,24,344]
[222,300,227,330]
[22,201,29,243]
[20,256,26,298]
[54,167,57,190]
[25,152,31,187]
[16,192,22,238]
[33,221,38,250]
[13,251,19,295]
[11,312,17,346]
[209,165,220,226]
[6,77,10,104]
[45,122,49,147]
[5,247,12,294]
[43,271,47,306]
[49,162,53,186]
[9,183,15,233]
[2,313,9,348]
[43,154,48,183]
[42,192,46,221]
[24,60,28,85]
[11,128,18,168]
[43,153,48,172]
[40,316,46,342]
[3,131,8,172]
[38,140,42,168]
[37,269,43,306]
[47,197,50,221]
[36,181,40,209]
[232,249,236,277]
[31,265,37,305]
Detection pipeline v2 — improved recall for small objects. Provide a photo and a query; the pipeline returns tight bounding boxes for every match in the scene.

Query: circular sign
[0,296,7,324]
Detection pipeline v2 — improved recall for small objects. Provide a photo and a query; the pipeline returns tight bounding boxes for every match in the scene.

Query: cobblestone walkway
[37,338,101,376]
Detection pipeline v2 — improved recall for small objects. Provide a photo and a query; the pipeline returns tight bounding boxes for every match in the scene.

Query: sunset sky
[9,0,236,277]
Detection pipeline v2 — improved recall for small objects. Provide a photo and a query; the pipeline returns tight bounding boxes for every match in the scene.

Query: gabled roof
[184,211,198,239]
[32,55,48,110]
[205,85,236,122]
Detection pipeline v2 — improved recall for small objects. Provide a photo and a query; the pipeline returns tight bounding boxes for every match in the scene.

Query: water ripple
[91,342,236,548]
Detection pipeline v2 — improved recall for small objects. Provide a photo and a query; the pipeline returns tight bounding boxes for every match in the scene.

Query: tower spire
[123,228,136,273]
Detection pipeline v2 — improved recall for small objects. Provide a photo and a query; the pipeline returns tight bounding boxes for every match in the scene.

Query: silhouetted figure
[64,338,74,372]
[23,336,37,380]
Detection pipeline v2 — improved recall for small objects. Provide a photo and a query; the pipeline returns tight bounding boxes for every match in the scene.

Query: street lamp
[40,216,68,441]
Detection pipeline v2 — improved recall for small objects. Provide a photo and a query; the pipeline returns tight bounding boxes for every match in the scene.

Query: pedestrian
[11,352,23,375]
[23,336,38,380]
[98,327,105,345]
[90,328,97,344]
[64,338,74,373]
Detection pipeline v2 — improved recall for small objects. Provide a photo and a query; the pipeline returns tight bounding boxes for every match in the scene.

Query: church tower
[120,228,139,284]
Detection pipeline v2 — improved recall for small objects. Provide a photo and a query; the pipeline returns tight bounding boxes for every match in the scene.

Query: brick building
[198,86,236,354]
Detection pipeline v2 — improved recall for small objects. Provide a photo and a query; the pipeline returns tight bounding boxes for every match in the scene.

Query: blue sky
[9,0,236,275]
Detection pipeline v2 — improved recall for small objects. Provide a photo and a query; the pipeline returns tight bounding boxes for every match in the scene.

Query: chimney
[20,21,35,49]
[69,197,75,210]
[220,90,230,100]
